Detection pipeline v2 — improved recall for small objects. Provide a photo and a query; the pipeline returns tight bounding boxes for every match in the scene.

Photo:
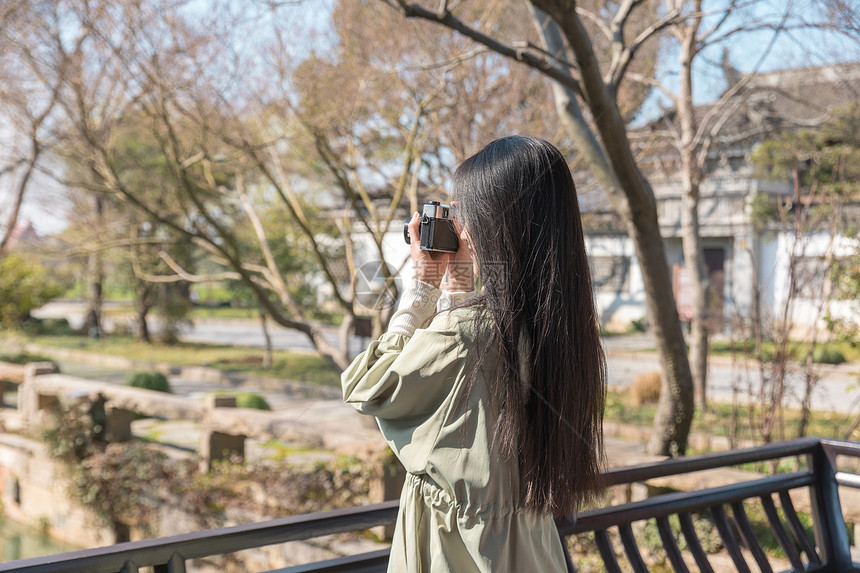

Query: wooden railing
[2,437,859,572]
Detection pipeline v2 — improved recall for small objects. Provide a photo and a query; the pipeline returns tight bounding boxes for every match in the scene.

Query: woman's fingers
[408,212,421,245]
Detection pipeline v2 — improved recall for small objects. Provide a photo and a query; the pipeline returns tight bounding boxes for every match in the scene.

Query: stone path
[52,358,387,465]
[53,356,659,468]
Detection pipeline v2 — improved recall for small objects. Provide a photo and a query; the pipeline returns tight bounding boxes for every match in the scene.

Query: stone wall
[0,432,389,569]
[0,432,114,548]
[0,362,396,569]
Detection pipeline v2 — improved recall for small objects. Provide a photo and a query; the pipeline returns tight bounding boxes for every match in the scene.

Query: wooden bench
[555,437,860,572]
[1,437,858,572]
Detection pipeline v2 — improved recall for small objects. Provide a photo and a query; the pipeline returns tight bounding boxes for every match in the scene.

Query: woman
[342,136,606,572]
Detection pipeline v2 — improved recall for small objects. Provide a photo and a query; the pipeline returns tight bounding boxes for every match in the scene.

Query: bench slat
[678,512,715,573]
[760,494,804,570]
[656,516,689,573]
[277,549,389,572]
[618,523,648,573]
[712,505,752,573]
[594,529,623,573]
[779,490,821,565]
[565,473,814,533]
[731,501,773,573]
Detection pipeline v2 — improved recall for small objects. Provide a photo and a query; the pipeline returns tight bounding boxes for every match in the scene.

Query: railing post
[199,395,244,473]
[19,362,58,433]
[809,442,853,569]
[106,407,135,442]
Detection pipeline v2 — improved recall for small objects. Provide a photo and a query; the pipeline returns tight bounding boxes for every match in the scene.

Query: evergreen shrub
[125,371,172,393]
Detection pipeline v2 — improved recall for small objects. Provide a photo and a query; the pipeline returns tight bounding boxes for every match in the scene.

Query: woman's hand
[408,212,449,289]
[445,215,474,292]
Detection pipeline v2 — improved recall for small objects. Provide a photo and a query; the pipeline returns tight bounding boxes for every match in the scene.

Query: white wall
[585,235,647,331]
[768,231,860,334]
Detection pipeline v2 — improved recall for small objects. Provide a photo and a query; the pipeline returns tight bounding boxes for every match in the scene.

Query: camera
[403,201,459,253]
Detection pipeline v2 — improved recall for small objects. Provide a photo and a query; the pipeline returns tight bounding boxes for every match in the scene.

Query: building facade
[585,62,860,335]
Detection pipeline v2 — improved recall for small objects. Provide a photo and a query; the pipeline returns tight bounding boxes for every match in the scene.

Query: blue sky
[637,0,860,121]
[4,0,857,234]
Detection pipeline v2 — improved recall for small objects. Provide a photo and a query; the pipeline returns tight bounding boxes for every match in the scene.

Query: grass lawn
[97,304,342,323]
[189,306,262,319]
[606,390,858,442]
[710,338,860,363]
[6,330,857,434]
[6,333,340,386]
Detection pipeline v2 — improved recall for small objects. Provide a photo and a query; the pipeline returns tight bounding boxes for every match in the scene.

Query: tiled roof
[578,62,860,211]
[701,62,860,138]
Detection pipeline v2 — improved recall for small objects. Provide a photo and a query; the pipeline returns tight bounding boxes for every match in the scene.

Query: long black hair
[452,135,606,515]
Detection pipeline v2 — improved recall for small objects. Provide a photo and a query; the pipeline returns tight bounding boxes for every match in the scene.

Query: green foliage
[42,396,376,536]
[605,389,855,440]
[235,393,270,410]
[0,352,58,369]
[153,282,193,344]
[73,442,168,534]
[637,503,826,564]
[21,318,75,336]
[16,333,342,386]
[42,400,101,462]
[748,191,781,231]
[211,391,271,410]
[710,338,858,363]
[752,104,860,197]
[171,452,377,519]
[191,283,237,307]
[0,254,64,328]
[208,353,340,386]
[812,345,846,365]
[739,502,817,559]
[43,400,170,534]
[125,371,172,393]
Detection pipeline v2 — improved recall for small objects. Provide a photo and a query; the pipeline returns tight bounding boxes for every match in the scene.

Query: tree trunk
[797,367,816,438]
[136,283,152,343]
[681,179,709,410]
[530,6,693,455]
[0,146,38,257]
[536,3,694,456]
[631,208,695,456]
[676,10,709,412]
[260,310,273,369]
[84,195,105,338]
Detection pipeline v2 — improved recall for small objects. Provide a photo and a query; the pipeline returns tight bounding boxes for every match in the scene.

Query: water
[0,515,82,563]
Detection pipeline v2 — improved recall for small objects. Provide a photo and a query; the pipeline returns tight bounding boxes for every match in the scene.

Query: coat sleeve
[341,279,472,470]
[341,278,469,420]
[341,326,464,420]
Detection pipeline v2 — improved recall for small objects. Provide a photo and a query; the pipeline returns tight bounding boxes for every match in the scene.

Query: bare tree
[750,106,860,442]
[385,0,853,454]
[821,0,860,39]
[0,1,63,257]
[389,0,696,455]
[629,1,801,410]
[13,0,557,369]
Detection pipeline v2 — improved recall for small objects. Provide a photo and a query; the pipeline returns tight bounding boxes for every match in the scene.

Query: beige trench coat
[342,294,568,573]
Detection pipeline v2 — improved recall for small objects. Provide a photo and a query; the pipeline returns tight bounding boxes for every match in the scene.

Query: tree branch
[691,12,786,151]
[393,0,584,99]
[576,6,612,42]
[610,6,683,88]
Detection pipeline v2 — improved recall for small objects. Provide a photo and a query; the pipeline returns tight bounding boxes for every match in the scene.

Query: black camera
[403,201,459,253]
